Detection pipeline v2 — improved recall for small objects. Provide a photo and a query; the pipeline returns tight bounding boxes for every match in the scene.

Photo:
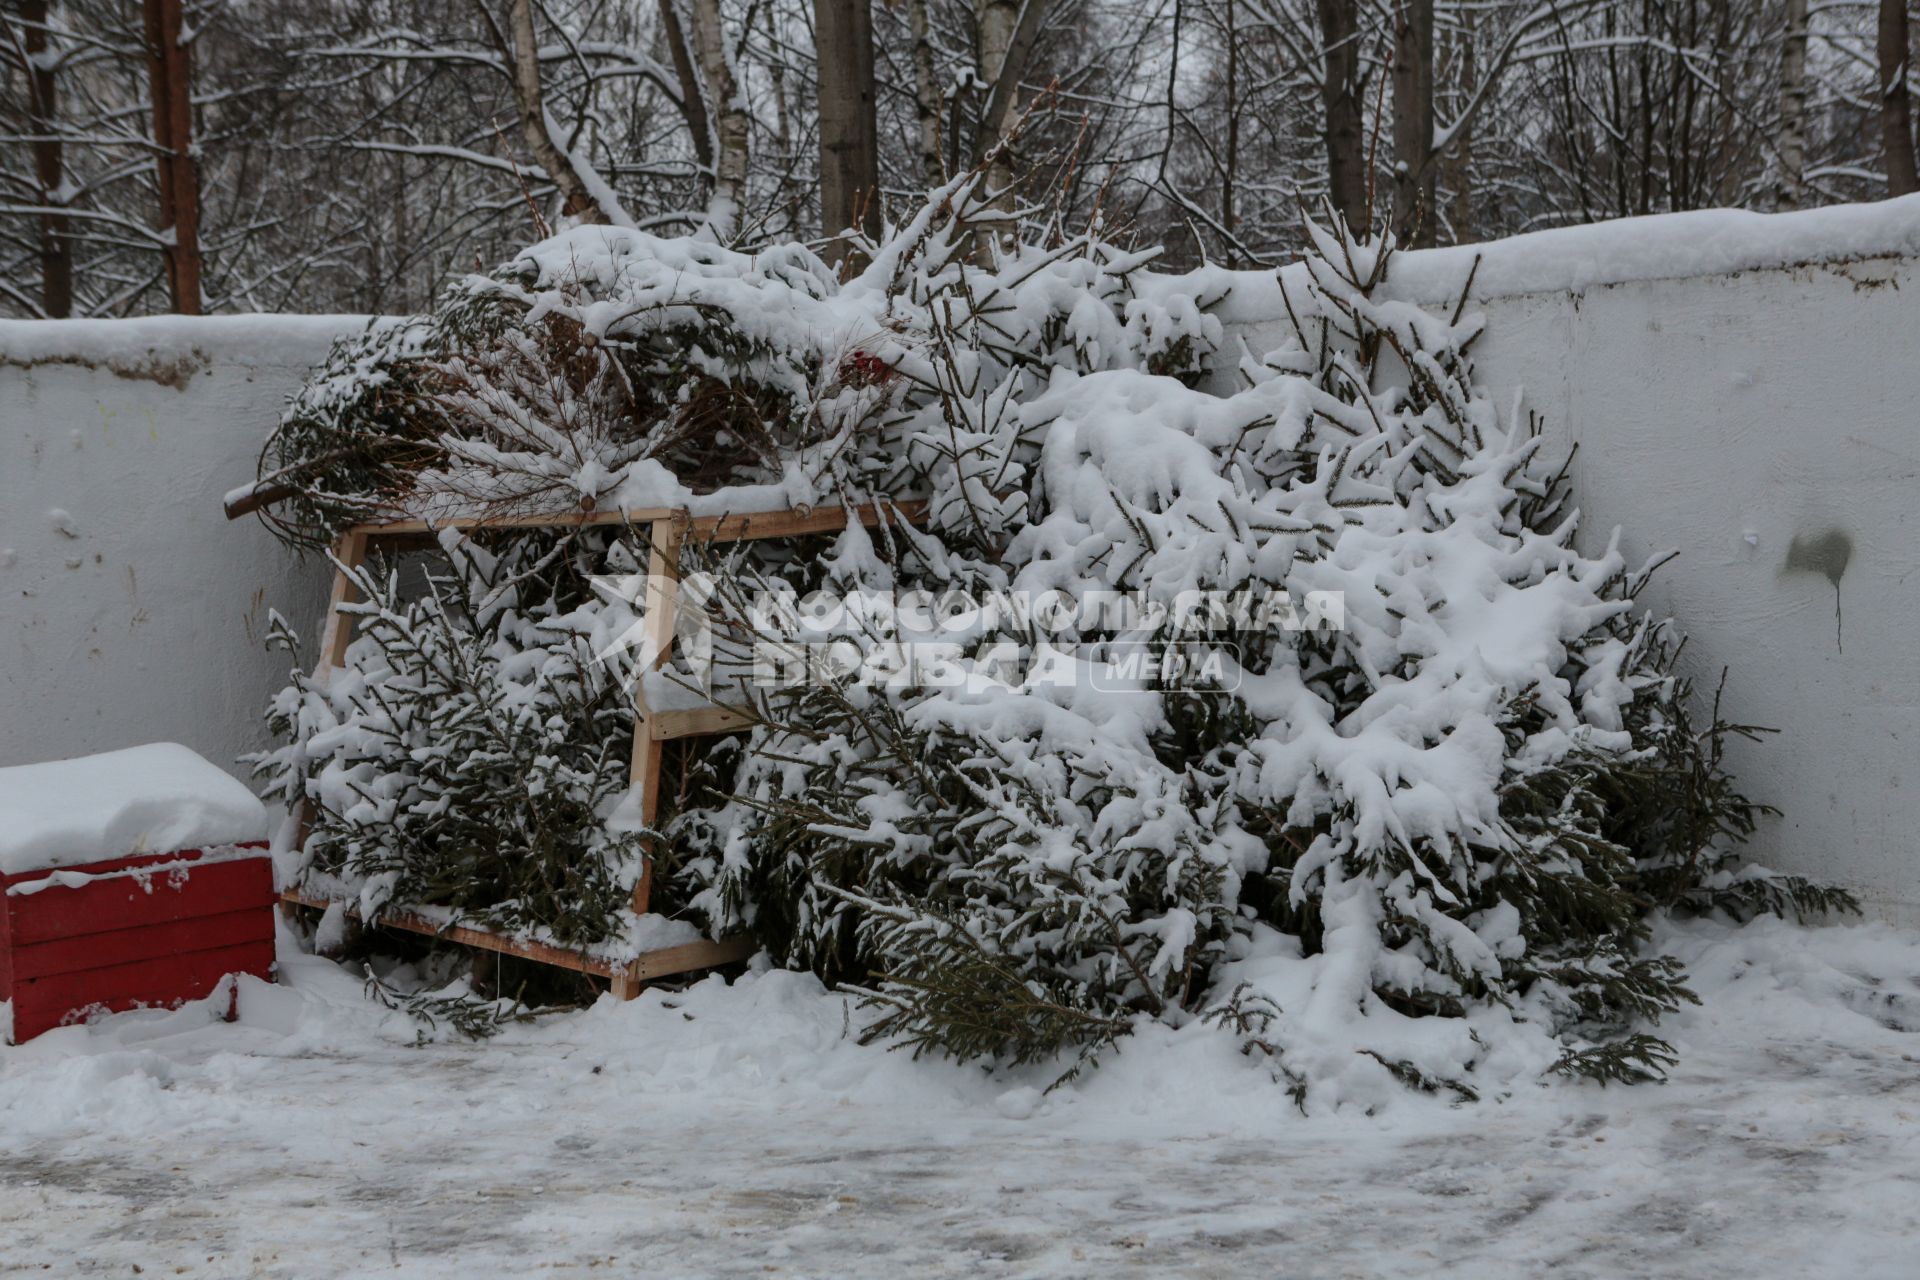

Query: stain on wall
[1783,528,1853,652]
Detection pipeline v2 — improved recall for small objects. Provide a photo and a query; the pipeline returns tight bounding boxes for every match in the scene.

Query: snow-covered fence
[1219,200,1920,924]
[0,315,362,781]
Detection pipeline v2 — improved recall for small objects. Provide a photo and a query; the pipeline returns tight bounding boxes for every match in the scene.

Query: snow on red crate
[0,744,274,1044]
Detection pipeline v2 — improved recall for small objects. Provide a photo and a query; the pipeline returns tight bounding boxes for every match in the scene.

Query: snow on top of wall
[1189,194,1920,324]
[5,197,1908,380]
[0,743,268,875]
[0,313,375,383]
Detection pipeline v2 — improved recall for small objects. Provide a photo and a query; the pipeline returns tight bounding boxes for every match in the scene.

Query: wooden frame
[278,889,756,981]
[292,498,927,997]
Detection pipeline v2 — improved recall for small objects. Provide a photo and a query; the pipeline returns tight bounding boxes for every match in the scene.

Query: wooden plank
[0,843,265,892]
[355,506,678,537]
[614,516,680,1000]
[0,881,12,998]
[278,890,756,989]
[293,528,374,857]
[629,935,757,980]
[346,498,929,545]
[638,517,684,683]
[649,704,753,740]
[10,939,271,1044]
[10,906,273,982]
[317,526,371,674]
[270,499,911,1001]
[279,889,619,978]
[681,499,929,543]
[606,941,644,1000]
[9,857,273,946]
[628,518,685,879]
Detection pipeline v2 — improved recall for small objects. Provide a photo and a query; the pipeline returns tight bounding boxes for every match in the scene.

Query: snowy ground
[3,914,1918,1278]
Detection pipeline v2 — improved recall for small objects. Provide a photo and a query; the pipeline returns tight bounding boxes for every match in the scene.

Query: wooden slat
[615,516,680,1000]
[292,530,374,857]
[278,890,756,985]
[318,526,371,674]
[649,704,753,740]
[680,499,929,543]
[0,843,267,892]
[353,506,678,536]
[630,935,757,980]
[628,519,684,901]
[10,939,270,1043]
[347,498,928,545]
[279,889,618,977]
[10,906,273,982]
[9,857,273,946]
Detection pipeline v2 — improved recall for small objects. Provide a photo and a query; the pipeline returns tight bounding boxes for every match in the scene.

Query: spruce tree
[255,186,1852,1101]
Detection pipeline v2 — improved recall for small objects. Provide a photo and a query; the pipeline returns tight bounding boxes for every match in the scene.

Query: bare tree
[1487,1,1794,230]
[1222,0,1239,241]
[659,0,714,177]
[815,0,879,256]
[1314,0,1368,229]
[1390,0,1434,244]
[1880,0,1918,196]
[691,0,750,235]
[1778,0,1809,209]
[976,0,1021,154]
[3,0,187,315]
[16,0,70,315]
[907,0,942,185]
[142,0,201,312]
[1442,1,1476,237]
[982,0,1046,140]
[974,0,1048,179]
[478,0,620,224]
[4,0,1914,317]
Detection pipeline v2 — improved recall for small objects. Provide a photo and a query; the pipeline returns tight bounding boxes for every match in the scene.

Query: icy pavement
[3,914,1918,1278]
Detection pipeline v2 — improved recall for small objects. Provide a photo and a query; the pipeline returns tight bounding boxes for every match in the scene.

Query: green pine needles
[254,186,1854,1104]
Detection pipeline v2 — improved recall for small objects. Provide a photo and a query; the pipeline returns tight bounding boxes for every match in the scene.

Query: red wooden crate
[1,844,275,1044]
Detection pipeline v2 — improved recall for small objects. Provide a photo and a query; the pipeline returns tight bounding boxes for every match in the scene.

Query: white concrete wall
[1493,259,1917,923]
[1226,209,1920,922]
[0,315,361,779]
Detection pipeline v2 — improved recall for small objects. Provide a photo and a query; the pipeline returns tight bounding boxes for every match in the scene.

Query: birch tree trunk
[1880,0,1919,196]
[972,0,1044,257]
[1778,0,1809,209]
[977,0,1021,137]
[1446,6,1475,241]
[909,0,944,185]
[973,0,1050,168]
[691,0,750,237]
[505,0,597,221]
[976,0,1023,208]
